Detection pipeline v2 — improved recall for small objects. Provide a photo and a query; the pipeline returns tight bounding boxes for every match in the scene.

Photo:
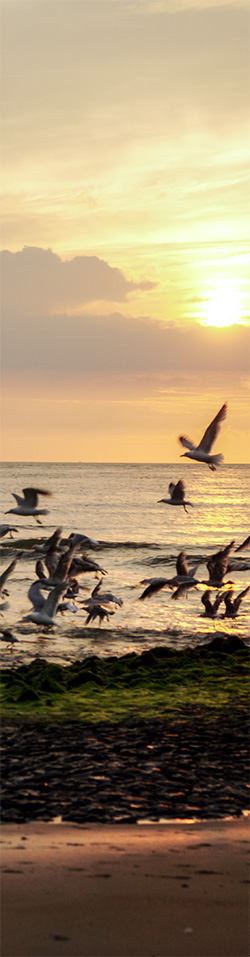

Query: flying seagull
[5,487,52,524]
[170,539,235,601]
[84,604,115,626]
[23,582,67,626]
[222,585,250,619]
[206,540,235,587]
[200,590,224,619]
[158,480,193,514]
[139,551,200,600]
[81,578,123,610]
[179,403,227,470]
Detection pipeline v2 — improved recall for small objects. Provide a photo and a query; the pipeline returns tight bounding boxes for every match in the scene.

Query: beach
[1,463,249,955]
[1,693,249,956]
[1,818,249,957]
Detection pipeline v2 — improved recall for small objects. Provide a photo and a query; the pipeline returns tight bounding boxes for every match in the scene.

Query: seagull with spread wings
[179,403,227,470]
[139,551,200,600]
[222,585,250,619]
[23,582,67,626]
[158,480,193,514]
[200,590,224,619]
[5,487,52,524]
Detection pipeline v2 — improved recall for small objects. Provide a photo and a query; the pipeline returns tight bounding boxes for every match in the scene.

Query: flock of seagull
[0,402,249,645]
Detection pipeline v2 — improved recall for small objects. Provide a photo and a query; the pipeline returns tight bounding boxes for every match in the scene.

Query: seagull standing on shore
[158,480,193,514]
[0,525,18,540]
[5,487,52,524]
[179,403,227,470]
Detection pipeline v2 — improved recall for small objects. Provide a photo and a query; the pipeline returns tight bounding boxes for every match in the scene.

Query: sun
[202,286,241,328]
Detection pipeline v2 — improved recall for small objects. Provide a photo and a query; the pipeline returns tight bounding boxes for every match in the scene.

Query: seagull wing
[213,591,225,613]
[0,558,18,595]
[11,493,24,505]
[176,551,189,576]
[45,528,62,551]
[197,404,227,453]
[201,590,213,613]
[172,580,199,600]
[35,559,47,580]
[91,579,103,597]
[42,583,67,618]
[179,436,195,451]
[54,545,77,581]
[45,550,60,577]
[28,580,46,612]
[23,487,52,507]
[235,535,250,553]
[233,585,250,612]
[207,540,235,584]
[100,592,123,607]
[171,480,185,502]
[189,561,202,578]
[139,578,171,600]
[224,589,234,610]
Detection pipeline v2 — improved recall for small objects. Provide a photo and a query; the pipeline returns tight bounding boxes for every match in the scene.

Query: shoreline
[1,818,249,957]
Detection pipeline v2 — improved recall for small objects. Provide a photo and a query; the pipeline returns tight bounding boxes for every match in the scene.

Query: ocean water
[0,462,249,666]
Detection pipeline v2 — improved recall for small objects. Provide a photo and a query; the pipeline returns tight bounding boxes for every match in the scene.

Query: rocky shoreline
[1,706,249,824]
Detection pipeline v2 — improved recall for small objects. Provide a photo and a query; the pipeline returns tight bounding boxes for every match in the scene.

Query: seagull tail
[211,453,224,467]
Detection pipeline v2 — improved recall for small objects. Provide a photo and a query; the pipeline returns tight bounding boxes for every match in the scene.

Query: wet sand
[1,818,249,957]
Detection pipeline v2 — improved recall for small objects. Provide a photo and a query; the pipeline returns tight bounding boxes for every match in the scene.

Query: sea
[0,462,249,667]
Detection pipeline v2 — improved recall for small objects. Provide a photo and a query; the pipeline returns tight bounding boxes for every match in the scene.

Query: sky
[1,0,249,462]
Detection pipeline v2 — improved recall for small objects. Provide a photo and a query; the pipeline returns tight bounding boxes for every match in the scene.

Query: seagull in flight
[169,538,235,602]
[81,578,123,625]
[179,403,227,470]
[81,578,123,610]
[139,551,200,600]
[200,590,224,619]
[206,540,235,587]
[5,487,52,524]
[23,582,67,626]
[221,585,250,619]
[158,480,193,514]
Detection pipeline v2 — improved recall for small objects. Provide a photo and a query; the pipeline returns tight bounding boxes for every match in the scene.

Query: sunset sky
[1,0,249,462]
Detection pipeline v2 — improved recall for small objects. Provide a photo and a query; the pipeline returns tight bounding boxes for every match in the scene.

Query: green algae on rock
[1,641,248,721]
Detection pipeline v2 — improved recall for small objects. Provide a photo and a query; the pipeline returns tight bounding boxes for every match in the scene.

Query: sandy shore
[1,818,249,957]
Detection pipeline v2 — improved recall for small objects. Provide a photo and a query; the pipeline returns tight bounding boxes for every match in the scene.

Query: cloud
[1,246,154,316]
[1,303,248,376]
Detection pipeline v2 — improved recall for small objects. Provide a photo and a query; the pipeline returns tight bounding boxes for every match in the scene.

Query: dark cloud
[1,306,248,375]
[1,247,155,315]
